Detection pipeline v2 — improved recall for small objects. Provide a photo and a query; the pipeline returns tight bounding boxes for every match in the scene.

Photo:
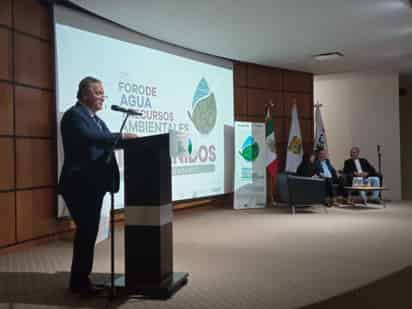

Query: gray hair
[76,76,101,100]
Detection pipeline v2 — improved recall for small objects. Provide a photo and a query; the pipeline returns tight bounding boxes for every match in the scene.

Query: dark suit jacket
[314,159,338,181]
[58,102,121,195]
[343,158,377,177]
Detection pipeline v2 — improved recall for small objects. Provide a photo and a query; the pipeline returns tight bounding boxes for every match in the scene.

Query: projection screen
[53,4,234,217]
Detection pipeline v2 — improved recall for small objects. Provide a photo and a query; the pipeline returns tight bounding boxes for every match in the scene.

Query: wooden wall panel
[284,119,291,143]
[274,117,286,144]
[247,64,282,91]
[299,94,313,119]
[234,115,249,122]
[0,0,63,250]
[284,92,313,119]
[15,86,54,137]
[16,138,56,188]
[0,82,14,135]
[14,33,52,88]
[247,89,282,117]
[236,115,264,123]
[0,0,12,27]
[0,138,15,190]
[234,62,247,87]
[303,142,313,155]
[283,70,313,93]
[300,119,313,144]
[233,62,314,177]
[234,87,247,116]
[16,188,57,241]
[0,192,16,247]
[13,0,50,40]
[0,28,12,81]
[284,92,298,119]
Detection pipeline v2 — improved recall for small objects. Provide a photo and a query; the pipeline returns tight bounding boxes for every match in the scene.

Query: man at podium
[58,76,137,296]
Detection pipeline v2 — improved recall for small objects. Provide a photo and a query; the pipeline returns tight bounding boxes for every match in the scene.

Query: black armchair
[276,173,327,214]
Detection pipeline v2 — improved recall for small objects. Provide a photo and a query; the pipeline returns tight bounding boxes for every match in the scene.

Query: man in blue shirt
[314,149,339,206]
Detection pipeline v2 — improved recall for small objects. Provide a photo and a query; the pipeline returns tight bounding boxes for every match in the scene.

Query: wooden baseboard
[0,230,72,255]
[173,199,213,210]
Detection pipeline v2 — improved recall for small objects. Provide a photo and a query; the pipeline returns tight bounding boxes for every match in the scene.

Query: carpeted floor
[1,201,412,308]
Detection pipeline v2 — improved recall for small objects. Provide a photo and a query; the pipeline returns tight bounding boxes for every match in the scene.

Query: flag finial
[314,100,323,108]
[265,100,275,108]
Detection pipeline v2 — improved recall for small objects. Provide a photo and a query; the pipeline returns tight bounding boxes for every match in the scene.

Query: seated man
[296,152,317,177]
[343,146,381,203]
[314,149,339,206]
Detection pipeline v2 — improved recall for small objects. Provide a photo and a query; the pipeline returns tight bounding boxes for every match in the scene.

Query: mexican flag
[265,104,278,178]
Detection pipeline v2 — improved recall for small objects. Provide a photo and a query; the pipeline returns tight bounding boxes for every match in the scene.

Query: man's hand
[122,133,138,139]
[354,171,368,178]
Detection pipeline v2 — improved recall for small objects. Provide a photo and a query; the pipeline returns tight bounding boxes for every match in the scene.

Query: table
[344,186,387,208]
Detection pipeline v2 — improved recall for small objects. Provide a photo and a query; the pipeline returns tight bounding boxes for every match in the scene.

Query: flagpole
[265,100,275,207]
[314,101,321,151]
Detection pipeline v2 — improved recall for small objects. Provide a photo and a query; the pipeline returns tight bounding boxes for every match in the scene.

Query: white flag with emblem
[314,104,328,152]
[285,104,303,173]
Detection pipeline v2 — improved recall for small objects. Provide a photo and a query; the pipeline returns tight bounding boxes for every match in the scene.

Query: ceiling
[69,0,412,75]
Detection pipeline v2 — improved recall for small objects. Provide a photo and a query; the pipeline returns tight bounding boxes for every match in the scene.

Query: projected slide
[55,23,233,214]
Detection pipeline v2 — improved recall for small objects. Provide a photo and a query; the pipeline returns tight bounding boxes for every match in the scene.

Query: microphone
[111,105,142,116]
[377,144,381,153]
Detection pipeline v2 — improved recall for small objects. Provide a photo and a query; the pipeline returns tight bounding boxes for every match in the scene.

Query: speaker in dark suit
[58,77,136,295]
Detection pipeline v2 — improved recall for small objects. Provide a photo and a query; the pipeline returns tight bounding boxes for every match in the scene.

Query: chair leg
[291,205,296,215]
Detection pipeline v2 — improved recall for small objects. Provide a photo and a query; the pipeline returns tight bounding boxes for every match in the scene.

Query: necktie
[92,116,103,131]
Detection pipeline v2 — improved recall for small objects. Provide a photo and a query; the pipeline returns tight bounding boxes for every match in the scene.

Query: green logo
[239,136,259,162]
[188,138,193,155]
[187,78,217,135]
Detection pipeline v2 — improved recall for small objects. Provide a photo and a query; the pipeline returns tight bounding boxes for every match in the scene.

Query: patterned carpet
[1,202,412,308]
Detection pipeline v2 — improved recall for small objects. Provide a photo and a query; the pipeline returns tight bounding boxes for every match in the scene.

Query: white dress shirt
[354,159,363,173]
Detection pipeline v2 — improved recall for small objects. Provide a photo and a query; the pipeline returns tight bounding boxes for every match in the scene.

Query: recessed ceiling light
[313,52,344,61]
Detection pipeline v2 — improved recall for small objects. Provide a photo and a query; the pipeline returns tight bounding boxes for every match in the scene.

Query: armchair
[276,173,327,214]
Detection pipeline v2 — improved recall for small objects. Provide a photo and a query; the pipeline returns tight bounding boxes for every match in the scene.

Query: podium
[113,133,188,298]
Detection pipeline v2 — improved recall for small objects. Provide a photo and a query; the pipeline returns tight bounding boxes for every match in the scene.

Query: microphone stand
[377,145,383,199]
[105,113,130,300]
[377,145,382,175]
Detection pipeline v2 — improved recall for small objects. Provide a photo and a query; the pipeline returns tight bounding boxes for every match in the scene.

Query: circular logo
[187,78,217,135]
[240,136,260,162]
